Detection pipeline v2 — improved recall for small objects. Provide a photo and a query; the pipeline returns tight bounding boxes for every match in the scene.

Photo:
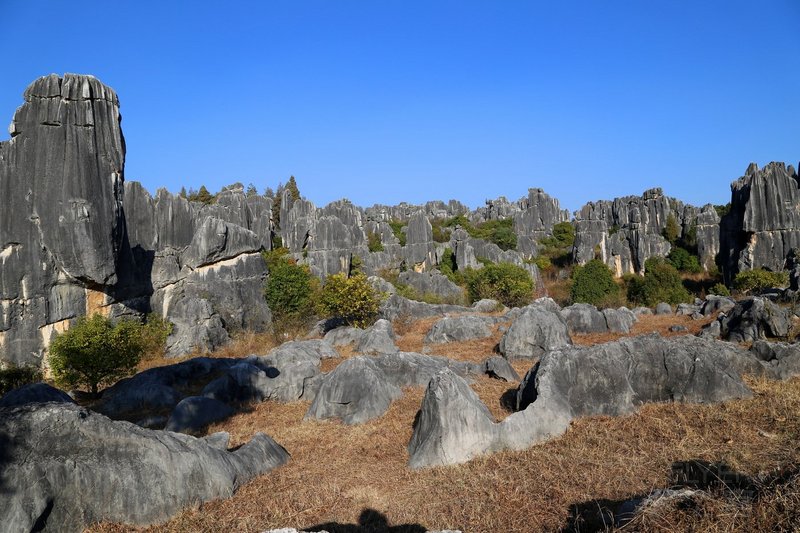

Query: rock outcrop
[719,162,800,281]
[408,335,775,468]
[0,402,288,532]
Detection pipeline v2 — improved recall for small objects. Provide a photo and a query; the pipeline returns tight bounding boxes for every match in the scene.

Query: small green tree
[48,314,145,396]
[467,263,534,308]
[286,176,301,202]
[246,183,258,197]
[188,185,215,205]
[0,365,43,396]
[264,253,318,331]
[317,272,383,328]
[667,247,702,274]
[570,259,619,307]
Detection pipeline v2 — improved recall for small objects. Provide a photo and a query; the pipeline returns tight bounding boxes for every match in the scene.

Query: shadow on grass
[560,460,771,532]
[305,508,427,533]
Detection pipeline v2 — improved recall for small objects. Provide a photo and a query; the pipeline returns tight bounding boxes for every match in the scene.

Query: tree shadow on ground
[305,508,428,533]
[561,460,760,532]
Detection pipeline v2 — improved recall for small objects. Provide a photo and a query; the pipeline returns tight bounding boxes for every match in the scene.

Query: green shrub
[662,213,680,244]
[709,282,731,297]
[734,269,789,294]
[139,314,173,359]
[537,221,575,268]
[626,257,692,307]
[388,220,407,246]
[443,215,518,251]
[367,231,384,252]
[49,314,145,395]
[0,365,43,396]
[264,255,318,331]
[570,259,620,307]
[317,272,383,328]
[667,247,702,274]
[533,255,552,271]
[467,263,534,308]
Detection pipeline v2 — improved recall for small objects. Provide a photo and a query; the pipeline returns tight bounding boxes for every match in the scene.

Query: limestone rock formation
[499,302,572,358]
[0,74,126,366]
[423,315,496,344]
[0,402,289,532]
[0,382,74,408]
[720,162,800,280]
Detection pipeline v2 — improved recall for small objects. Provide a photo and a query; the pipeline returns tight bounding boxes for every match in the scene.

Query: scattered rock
[323,326,365,347]
[483,356,521,382]
[655,302,673,315]
[355,319,399,355]
[720,297,792,342]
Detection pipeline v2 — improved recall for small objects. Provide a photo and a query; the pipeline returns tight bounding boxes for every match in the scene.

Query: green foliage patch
[49,314,146,395]
[466,263,534,308]
[626,257,692,307]
[317,272,383,328]
[734,269,789,295]
[570,259,620,307]
[0,365,43,396]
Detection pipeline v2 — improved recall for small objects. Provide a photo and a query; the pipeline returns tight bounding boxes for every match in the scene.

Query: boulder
[0,402,288,532]
[0,383,74,408]
[655,302,673,315]
[397,270,464,302]
[165,396,235,434]
[701,295,736,316]
[380,294,472,321]
[267,339,339,361]
[749,340,800,380]
[499,303,572,358]
[603,307,637,333]
[423,315,495,344]
[720,297,792,342]
[561,303,607,333]
[355,319,399,355]
[323,326,365,347]
[408,369,500,469]
[305,357,402,424]
[483,356,521,382]
[472,298,503,313]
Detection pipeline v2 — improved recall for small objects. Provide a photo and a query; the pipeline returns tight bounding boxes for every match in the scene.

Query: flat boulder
[423,315,496,344]
[0,402,288,532]
[323,326,365,347]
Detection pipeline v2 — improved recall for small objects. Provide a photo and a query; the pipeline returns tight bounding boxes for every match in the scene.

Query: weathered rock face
[0,402,289,532]
[499,302,572,358]
[720,162,800,281]
[719,297,792,343]
[572,188,685,276]
[0,74,126,366]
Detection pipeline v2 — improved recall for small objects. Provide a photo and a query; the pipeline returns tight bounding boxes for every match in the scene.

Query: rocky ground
[74,306,800,533]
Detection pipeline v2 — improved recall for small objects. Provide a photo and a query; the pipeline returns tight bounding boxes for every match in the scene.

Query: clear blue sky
[1,1,798,213]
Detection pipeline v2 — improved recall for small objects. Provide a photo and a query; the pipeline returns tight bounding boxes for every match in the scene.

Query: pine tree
[179,187,187,199]
[246,183,258,197]
[286,175,301,202]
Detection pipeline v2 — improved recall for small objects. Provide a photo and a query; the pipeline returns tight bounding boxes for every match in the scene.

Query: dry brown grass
[88,309,800,533]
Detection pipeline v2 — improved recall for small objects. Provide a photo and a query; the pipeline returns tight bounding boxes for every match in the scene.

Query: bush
[663,213,680,244]
[317,272,383,328]
[367,230,384,252]
[388,220,407,246]
[667,247,702,274]
[139,314,173,359]
[467,263,534,308]
[0,365,42,396]
[49,314,145,395]
[264,254,318,331]
[570,259,620,307]
[734,269,789,294]
[709,282,731,297]
[626,257,692,307]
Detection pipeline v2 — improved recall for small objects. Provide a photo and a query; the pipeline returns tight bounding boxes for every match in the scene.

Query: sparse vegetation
[388,220,407,246]
[667,246,702,274]
[187,185,215,205]
[537,221,575,268]
[709,282,731,297]
[0,365,42,396]
[317,272,383,328]
[367,230,384,252]
[570,259,621,307]
[734,268,789,295]
[48,314,146,395]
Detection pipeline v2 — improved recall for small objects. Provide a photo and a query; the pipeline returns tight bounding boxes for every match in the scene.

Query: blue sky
[1,1,798,213]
